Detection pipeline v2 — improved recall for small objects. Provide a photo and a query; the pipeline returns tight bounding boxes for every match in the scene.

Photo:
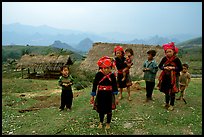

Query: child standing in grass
[143,50,158,102]
[176,63,191,103]
[157,42,182,111]
[90,56,118,129]
[58,65,74,111]
[114,46,132,101]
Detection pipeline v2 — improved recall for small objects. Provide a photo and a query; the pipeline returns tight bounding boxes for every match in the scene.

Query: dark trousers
[145,81,155,98]
[165,92,175,106]
[99,112,112,123]
[59,89,73,110]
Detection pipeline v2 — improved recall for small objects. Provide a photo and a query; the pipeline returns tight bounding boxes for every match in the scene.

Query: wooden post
[28,68,30,74]
[28,68,30,78]
[21,68,23,78]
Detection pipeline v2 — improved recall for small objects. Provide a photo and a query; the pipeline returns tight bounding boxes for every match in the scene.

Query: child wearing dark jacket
[114,46,132,101]
[90,56,118,129]
[157,42,182,111]
[58,65,74,111]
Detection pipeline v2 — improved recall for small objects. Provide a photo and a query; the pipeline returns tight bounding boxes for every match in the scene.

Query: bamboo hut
[16,54,73,79]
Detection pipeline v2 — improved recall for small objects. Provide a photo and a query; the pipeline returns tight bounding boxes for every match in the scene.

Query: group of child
[58,42,191,129]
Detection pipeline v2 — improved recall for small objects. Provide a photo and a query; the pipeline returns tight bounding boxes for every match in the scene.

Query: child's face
[116,51,123,58]
[182,66,188,73]
[147,54,153,60]
[165,49,174,58]
[102,67,111,75]
[61,67,69,77]
[125,51,132,58]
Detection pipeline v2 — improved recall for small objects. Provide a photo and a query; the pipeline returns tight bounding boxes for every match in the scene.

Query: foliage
[2,45,83,63]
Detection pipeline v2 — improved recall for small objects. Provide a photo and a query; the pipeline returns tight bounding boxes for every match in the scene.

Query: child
[157,42,182,111]
[143,50,158,102]
[58,65,74,111]
[90,56,118,129]
[122,48,134,84]
[176,63,191,103]
[114,46,132,101]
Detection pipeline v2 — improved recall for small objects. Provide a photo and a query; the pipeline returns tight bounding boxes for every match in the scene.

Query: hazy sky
[2,2,202,37]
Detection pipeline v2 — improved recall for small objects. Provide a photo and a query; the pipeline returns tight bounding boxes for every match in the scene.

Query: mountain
[50,40,78,52]
[177,36,202,48]
[129,35,180,45]
[2,23,110,46]
[2,23,201,47]
[75,38,93,52]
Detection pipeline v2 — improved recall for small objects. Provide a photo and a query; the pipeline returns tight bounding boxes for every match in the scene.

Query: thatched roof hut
[16,54,72,70]
[16,54,73,79]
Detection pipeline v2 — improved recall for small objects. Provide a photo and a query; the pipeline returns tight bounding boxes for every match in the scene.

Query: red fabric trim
[158,55,179,93]
[98,85,112,91]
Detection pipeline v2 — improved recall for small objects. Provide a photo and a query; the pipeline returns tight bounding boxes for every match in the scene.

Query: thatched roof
[80,42,164,78]
[16,54,72,71]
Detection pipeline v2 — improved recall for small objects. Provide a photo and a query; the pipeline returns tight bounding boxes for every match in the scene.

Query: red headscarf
[114,45,124,54]
[162,42,178,54]
[97,56,113,68]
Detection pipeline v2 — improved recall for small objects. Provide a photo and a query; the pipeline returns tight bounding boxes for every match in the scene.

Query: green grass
[2,76,202,135]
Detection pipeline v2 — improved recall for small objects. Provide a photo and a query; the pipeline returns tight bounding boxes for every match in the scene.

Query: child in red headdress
[157,42,182,111]
[90,56,118,129]
[113,46,132,101]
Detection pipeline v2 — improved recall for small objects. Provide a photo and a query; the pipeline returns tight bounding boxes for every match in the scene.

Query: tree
[21,48,31,56]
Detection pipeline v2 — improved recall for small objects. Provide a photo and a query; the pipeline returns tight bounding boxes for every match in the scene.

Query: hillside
[129,35,180,45]
[80,42,164,78]
[2,73,202,135]
[75,38,93,52]
[50,40,78,52]
[2,45,84,63]
[177,37,202,48]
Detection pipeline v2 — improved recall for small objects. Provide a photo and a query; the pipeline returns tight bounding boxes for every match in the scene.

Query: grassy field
[2,70,202,135]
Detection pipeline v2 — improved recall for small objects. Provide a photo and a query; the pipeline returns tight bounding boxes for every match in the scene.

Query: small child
[58,65,74,111]
[114,46,132,101]
[176,63,191,102]
[90,56,118,129]
[157,42,183,111]
[143,50,158,102]
[122,48,134,82]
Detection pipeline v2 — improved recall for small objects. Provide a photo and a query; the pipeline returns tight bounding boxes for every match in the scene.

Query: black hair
[182,63,189,69]
[60,65,69,71]
[147,50,156,57]
[125,48,134,56]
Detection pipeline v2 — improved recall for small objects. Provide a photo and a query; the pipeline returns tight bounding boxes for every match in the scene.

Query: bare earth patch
[13,89,84,113]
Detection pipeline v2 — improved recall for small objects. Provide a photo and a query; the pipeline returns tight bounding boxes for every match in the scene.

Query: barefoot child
[90,56,118,129]
[143,50,158,102]
[58,65,74,111]
[114,46,132,101]
[176,63,191,103]
[157,42,182,111]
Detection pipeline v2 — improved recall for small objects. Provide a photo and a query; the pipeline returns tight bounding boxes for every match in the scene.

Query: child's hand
[115,99,119,105]
[90,96,94,104]
[164,66,170,70]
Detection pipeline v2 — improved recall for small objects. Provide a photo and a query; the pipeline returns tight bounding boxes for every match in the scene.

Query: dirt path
[15,88,84,113]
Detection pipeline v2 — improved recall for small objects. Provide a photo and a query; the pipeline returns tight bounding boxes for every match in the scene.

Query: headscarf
[97,56,113,68]
[114,45,124,55]
[162,42,178,54]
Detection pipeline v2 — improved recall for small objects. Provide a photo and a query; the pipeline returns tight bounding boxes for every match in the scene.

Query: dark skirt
[93,90,115,113]
[160,73,180,94]
[117,73,132,88]
[117,73,127,88]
